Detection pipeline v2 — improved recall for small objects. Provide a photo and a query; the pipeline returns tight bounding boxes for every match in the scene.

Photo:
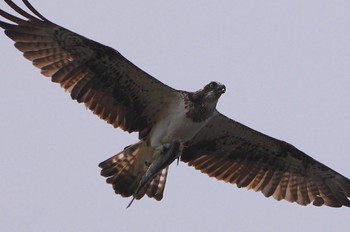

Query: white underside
[148,98,213,150]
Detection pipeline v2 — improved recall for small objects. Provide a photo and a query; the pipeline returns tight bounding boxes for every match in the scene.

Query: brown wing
[0,0,180,134]
[181,112,350,207]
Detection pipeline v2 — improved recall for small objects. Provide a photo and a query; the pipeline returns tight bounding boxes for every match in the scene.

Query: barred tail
[99,142,168,201]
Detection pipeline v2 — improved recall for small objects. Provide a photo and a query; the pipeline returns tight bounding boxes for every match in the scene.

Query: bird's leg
[126,140,183,208]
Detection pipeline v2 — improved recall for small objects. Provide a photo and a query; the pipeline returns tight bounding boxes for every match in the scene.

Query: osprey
[1,0,350,208]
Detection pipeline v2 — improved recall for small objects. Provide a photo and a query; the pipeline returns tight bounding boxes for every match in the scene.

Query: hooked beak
[218,84,226,94]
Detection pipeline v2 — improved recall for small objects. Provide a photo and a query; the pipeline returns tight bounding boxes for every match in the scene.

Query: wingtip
[0,20,13,31]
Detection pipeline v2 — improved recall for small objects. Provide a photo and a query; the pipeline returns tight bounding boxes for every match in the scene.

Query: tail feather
[135,167,169,200]
[99,142,168,200]
[146,167,168,200]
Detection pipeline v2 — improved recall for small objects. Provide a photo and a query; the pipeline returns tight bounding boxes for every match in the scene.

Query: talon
[144,160,151,167]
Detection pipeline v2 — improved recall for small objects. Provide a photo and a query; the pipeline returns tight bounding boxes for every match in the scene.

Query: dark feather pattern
[1,1,350,208]
[182,113,350,207]
[99,142,168,201]
[0,0,179,134]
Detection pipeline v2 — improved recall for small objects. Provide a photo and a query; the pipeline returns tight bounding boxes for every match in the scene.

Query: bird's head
[202,81,226,99]
[189,81,226,107]
[187,81,226,121]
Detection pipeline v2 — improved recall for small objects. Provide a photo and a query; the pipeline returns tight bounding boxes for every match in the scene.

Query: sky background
[1,0,350,231]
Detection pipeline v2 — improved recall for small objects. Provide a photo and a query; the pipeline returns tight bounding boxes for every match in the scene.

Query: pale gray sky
[1,1,349,231]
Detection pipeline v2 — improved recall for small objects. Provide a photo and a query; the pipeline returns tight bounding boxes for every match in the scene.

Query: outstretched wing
[182,112,350,207]
[0,0,180,133]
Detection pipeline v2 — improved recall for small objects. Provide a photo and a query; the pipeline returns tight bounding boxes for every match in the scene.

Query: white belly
[149,100,210,148]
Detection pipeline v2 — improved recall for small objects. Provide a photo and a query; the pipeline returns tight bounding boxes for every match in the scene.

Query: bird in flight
[1,0,349,208]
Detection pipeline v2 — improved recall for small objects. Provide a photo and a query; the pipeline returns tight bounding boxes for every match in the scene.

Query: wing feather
[0,0,180,133]
[182,112,350,207]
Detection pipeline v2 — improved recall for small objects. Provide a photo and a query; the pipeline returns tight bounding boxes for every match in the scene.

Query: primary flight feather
[1,0,349,207]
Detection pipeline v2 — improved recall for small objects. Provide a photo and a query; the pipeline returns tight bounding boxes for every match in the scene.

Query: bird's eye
[209,82,216,88]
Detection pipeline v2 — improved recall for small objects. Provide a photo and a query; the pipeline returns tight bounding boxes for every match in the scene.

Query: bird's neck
[185,92,217,122]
